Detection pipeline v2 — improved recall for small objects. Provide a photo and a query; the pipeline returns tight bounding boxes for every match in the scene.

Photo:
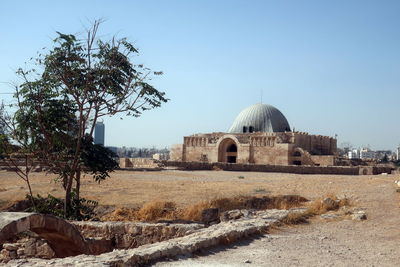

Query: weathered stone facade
[171,131,337,166]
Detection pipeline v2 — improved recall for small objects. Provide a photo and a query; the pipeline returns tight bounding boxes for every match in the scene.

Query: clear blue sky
[1,0,399,150]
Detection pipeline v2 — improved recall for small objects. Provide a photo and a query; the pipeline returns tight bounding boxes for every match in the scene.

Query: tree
[8,20,168,217]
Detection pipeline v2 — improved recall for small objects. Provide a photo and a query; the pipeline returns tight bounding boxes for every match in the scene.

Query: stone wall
[311,155,336,166]
[292,132,336,155]
[183,144,218,163]
[119,158,160,169]
[162,161,393,175]
[71,221,203,250]
[176,132,337,166]
[251,144,290,165]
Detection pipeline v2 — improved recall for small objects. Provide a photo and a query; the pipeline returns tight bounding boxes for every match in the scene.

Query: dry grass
[282,195,351,225]
[103,195,309,222]
[102,201,178,222]
[136,201,177,221]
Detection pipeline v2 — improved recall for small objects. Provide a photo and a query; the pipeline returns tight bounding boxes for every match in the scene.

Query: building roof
[228,103,291,133]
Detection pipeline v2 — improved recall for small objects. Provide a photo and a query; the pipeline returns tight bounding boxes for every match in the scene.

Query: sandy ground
[1,169,400,266]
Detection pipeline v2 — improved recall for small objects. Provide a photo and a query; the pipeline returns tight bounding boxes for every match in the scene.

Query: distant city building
[348,149,359,159]
[397,146,400,161]
[359,148,376,160]
[152,153,169,161]
[94,122,105,146]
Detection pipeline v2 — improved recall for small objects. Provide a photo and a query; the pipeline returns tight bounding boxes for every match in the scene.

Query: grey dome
[228,103,291,133]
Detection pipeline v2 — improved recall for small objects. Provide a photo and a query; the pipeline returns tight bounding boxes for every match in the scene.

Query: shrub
[26,191,98,221]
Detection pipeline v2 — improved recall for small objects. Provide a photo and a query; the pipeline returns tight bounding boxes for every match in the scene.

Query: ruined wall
[169,144,183,161]
[119,158,159,168]
[163,161,393,175]
[311,155,335,166]
[292,132,336,155]
[183,138,219,163]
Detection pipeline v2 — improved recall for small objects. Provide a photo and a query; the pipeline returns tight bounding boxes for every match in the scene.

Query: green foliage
[26,191,98,221]
[14,96,78,153]
[80,135,119,182]
[8,20,168,217]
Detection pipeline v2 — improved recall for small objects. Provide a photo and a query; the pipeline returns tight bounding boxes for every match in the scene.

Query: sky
[0,0,399,150]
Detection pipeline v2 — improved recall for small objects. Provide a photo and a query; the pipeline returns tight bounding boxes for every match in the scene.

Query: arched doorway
[292,150,302,165]
[218,138,238,163]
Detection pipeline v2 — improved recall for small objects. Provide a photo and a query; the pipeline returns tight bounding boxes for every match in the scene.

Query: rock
[322,198,339,211]
[24,239,37,257]
[320,214,338,220]
[352,211,367,221]
[201,208,220,225]
[17,248,25,257]
[3,243,18,251]
[36,243,55,259]
[220,210,244,222]
[1,249,11,262]
[244,259,251,263]
[9,250,17,259]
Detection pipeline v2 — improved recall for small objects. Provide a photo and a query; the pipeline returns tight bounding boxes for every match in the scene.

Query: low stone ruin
[1,208,295,266]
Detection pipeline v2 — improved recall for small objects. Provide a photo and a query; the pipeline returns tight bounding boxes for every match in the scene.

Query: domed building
[170,103,337,166]
[228,103,291,133]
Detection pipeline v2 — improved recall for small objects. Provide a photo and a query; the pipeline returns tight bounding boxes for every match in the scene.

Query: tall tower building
[94,122,105,146]
[397,145,400,160]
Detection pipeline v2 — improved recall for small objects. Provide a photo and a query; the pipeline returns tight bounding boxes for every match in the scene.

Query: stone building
[170,103,337,166]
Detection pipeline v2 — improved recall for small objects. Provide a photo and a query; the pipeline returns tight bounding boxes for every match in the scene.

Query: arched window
[227,144,237,152]
[243,126,247,133]
[249,126,254,133]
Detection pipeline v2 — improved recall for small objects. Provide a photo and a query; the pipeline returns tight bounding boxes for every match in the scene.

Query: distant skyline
[1,0,399,150]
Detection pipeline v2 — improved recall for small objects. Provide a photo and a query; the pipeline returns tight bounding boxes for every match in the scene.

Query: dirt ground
[1,169,400,266]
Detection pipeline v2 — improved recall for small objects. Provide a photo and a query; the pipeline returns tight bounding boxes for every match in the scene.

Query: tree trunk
[24,155,36,211]
[64,175,73,218]
[74,169,81,220]
[26,174,36,211]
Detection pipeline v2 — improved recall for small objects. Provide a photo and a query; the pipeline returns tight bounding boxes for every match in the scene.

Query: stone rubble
[0,237,55,263]
[351,211,367,221]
